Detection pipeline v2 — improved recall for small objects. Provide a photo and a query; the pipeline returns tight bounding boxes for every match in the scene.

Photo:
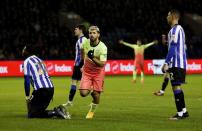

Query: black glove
[78,60,84,68]
[87,50,94,59]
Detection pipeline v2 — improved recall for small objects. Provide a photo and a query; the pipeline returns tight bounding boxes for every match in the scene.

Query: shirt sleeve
[23,60,31,96]
[24,75,30,96]
[165,43,176,64]
[144,42,155,49]
[100,45,107,62]
[23,60,30,76]
[80,37,87,48]
[122,42,135,49]
[165,26,180,64]
[81,38,87,49]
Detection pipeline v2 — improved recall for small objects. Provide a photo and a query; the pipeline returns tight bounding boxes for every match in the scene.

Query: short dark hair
[76,24,86,34]
[170,9,180,19]
[25,44,33,53]
[24,44,37,55]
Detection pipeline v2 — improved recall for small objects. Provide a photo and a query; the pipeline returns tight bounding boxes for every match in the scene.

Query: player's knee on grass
[80,89,90,97]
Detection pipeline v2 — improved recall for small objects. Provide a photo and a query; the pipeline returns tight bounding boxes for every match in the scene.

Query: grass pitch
[0,75,201,131]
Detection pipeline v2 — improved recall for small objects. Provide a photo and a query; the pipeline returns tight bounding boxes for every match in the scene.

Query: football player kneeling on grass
[22,44,70,119]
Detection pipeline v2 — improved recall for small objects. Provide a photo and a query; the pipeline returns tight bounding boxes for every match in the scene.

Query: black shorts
[168,67,186,86]
[28,88,54,118]
[72,66,82,80]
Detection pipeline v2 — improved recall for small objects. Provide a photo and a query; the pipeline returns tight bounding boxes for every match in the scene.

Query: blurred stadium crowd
[0,0,202,60]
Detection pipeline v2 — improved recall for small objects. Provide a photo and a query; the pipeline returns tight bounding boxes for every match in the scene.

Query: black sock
[69,85,76,101]
[174,90,183,112]
[180,91,186,109]
[162,78,169,91]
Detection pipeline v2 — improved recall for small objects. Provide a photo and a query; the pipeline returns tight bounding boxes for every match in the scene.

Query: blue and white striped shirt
[166,24,187,69]
[75,36,87,66]
[23,55,54,92]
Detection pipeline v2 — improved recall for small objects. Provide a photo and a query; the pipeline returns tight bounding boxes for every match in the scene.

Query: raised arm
[119,40,134,49]
[144,40,158,49]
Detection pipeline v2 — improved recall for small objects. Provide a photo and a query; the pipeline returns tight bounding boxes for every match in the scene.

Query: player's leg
[63,66,82,107]
[27,90,45,118]
[170,85,184,120]
[28,88,55,118]
[153,72,169,96]
[169,68,188,120]
[86,91,101,119]
[132,60,137,83]
[161,72,169,91]
[29,88,69,119]
[80,89,91,97]
[140,62,144,83]
[79,72,92,97]
[86,73,104,119]
[63,79,77,106]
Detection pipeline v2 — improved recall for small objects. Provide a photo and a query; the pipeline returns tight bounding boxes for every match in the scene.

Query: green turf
[0,75,201,131]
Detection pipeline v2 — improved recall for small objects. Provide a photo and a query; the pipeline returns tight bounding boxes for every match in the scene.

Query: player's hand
[119,40,124,44]
[161,63,169,73]
[25,96,30,103]
[87,50,94,59]
[25,97,31,113]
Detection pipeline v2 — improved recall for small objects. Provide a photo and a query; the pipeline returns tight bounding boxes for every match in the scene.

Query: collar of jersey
[90,40,100,47]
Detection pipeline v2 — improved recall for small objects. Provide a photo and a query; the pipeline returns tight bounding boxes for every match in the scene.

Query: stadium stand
[0,0,202,60]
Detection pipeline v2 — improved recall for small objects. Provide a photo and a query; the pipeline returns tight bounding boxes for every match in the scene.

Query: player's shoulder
[82,36,88,42]
[85,38,90,44]
[176,25,183,31]
[99,41,107,49]
[25,55,40,63]
[176,24,183,28]
[171,24,183,33]
[81,38,90,47]
[24,55,34,65]
[79,36,87,44]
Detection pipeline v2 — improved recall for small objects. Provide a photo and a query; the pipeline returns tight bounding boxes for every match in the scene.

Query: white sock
[177,111,183,116]
[68,101,72,104]
[182,108,187,113]
[90,103,97,112]
[159,90,165,94]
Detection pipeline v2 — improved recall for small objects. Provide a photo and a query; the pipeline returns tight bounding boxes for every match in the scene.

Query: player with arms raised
[119,39,158,83]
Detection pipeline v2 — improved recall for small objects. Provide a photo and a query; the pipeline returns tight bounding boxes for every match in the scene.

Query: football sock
[69,85,77,101]
[140,72,144,81]
[159,90,165,94]
[174,89,183,112]
[177,111,183,117]
[162,77,169,91]
[133,70,137,80]
[180,90,186,109]
[183,108,187,113]
[89,103,97,112]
